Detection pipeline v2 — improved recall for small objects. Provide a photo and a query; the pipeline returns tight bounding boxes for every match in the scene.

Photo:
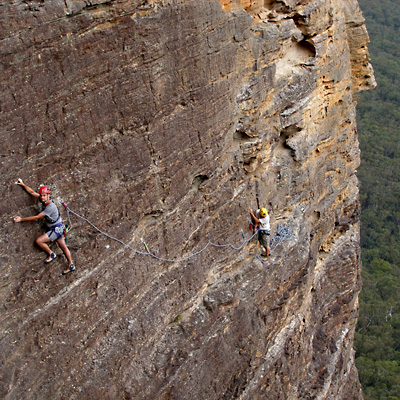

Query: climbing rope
[270,223,293,251]
[60,201,292,263]
[61,201,261,263]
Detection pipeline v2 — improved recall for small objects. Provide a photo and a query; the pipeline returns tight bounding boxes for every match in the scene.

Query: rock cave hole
[192,174,209,190]
[233,129,256,144]
[298,39,316,58]
[280,125,301,147]
[275,40,316,79]
[260,0,290,13]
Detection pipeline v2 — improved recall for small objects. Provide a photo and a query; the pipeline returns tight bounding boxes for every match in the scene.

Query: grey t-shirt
[41,202,62,227]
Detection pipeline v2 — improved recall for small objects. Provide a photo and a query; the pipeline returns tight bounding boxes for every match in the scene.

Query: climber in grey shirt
[13,179,76,275]
[41,201,62,230]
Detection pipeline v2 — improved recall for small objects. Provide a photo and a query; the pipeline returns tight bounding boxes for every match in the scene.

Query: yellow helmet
[260,208,268,217]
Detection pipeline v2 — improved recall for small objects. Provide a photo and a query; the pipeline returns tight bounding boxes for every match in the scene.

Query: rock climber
[249,207,271,257]
[13,178,76,275]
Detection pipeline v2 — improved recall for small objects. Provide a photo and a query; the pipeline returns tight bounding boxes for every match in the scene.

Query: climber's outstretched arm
[16,178,39,198]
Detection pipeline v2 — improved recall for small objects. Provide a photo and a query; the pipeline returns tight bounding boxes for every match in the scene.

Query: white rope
[61,202,259,263]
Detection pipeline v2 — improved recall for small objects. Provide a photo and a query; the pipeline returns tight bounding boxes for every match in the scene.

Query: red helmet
[38,186,51,194]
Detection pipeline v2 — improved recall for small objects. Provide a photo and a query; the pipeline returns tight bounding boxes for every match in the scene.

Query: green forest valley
[355,0,400,399]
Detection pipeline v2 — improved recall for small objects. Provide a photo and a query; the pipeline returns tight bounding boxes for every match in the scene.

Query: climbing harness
[48,221,66,240]
[60,201,292,263]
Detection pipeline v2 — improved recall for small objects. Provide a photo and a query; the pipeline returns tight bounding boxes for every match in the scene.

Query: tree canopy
[355,1,400,399]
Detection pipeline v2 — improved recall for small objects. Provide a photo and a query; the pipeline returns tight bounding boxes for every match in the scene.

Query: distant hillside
[355,0,400,399]
[0,1,372,399]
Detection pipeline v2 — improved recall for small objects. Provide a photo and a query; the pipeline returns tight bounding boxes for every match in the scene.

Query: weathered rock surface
[0,0,375,399]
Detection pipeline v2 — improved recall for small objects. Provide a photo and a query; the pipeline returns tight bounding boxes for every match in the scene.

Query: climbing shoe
[44,252,57,264]
[62,264,76,275]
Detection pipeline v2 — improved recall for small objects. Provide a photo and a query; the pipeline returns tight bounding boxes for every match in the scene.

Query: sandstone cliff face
[0,1,375,399]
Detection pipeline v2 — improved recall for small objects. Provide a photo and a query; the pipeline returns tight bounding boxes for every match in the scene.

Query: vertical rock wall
[0,0,375,399]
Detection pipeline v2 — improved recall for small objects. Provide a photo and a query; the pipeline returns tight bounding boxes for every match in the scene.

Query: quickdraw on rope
[60,201,292,263]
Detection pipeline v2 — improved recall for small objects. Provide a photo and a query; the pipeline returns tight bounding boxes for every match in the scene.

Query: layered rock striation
[0,0,375,399]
